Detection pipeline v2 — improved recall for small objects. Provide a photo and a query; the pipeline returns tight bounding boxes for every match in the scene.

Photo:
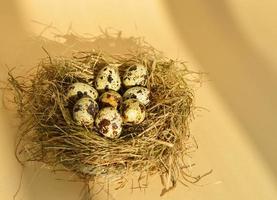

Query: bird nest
[7,47,205,195]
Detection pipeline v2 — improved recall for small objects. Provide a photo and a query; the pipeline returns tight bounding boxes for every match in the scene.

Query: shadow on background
[164,0,277,178]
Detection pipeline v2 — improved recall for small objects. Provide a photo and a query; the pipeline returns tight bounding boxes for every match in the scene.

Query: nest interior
[7,49,203,193]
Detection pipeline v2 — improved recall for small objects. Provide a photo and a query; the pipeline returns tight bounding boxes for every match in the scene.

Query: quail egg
[95,107,123,139]
[73,97,99,126]
[66,82,98,102]
[123,86,150,105]
[123,64,148,87]
[121,99,146,124]
[95,65,121,91]
[99,90,122,108]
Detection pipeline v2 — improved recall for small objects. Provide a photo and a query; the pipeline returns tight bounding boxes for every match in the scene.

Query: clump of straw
[7,46,206,195]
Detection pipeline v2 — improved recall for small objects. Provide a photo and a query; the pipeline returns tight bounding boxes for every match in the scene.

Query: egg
[121,99,146,124]
[95,65,121,91]
[123,64,148,87]
[123,86,150,105]
[99,90,122,108]
[66,82,98,103]
[95,107,122,139]
[73,97,99,126]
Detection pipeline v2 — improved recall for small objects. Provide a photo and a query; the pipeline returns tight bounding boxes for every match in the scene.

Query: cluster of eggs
[65,64,150,139]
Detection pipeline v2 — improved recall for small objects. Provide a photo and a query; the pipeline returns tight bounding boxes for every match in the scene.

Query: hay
[7,45,204,195]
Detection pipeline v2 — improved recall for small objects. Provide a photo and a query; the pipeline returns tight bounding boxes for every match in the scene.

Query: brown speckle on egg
[128,66,137,71]
[77,91,83,98]
[87,102,99,117]
[107,74,113,83]
[95,107,122,139]
[73,97,99,126]
[98,119,111,133]
[112,123,118,129]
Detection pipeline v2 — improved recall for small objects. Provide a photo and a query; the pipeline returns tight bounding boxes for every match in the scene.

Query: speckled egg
[66,82,98,102]
[123,86,150,105]
[99,90,122,108]
[95,65,121,91]
[123,64,148,87]
[73,97,99,126]
[95,107,122,139]
[121,99,146,124]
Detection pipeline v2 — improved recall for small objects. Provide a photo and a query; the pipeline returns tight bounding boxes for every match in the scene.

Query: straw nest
[7,46,205,194]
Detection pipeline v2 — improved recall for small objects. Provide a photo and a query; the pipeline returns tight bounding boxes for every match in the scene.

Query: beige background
[0,0,277,200]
